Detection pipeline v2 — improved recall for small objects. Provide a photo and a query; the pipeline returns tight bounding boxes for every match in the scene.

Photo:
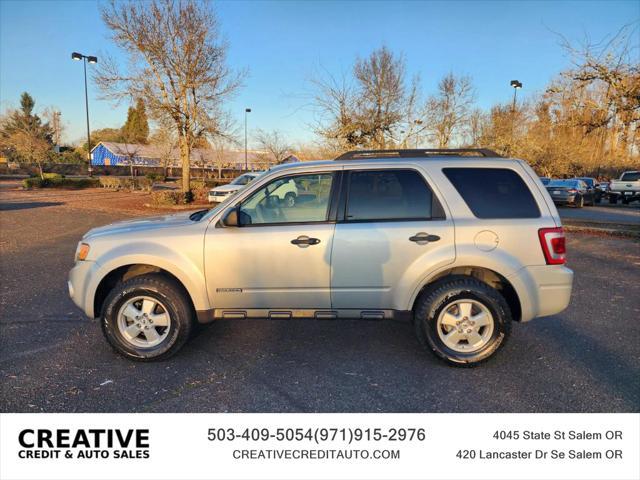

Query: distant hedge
[98,176,154,191]
[23,177,100,189]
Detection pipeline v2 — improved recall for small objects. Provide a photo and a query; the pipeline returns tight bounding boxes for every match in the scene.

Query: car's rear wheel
[609,195,617,204]
[574,195,584,208]
[414,276,511,367]
[101,274,194,361]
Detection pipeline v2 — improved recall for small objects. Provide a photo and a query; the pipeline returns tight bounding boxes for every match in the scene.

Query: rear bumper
[550,195,576,204]
[508,265,574,322]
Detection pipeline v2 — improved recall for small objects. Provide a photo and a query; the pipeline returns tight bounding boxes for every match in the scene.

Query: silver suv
[68,149,573,366]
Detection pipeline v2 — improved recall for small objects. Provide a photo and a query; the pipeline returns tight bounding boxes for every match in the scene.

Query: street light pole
[72,52,97,176]
[509,80,522,155]
[510,80,522,113]
[414,119,423,148]
[244,108,251,170]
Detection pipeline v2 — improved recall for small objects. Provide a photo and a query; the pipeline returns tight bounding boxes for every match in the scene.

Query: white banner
[1,413,638,480]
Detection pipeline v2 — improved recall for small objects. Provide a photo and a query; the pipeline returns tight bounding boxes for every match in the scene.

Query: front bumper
[208,194,229,203]
[68,260,99,317]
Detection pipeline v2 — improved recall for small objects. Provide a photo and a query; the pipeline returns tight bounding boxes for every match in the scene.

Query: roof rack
[334,148,502,160]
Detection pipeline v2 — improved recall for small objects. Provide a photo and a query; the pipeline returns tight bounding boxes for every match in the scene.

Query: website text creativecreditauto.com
[232,448,401,461]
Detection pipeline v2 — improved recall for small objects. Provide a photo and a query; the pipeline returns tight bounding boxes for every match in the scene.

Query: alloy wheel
[116,296,171,348]
[436,299,494,353]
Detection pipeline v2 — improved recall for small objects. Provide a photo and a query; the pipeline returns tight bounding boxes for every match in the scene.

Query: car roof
[266,155,515,174]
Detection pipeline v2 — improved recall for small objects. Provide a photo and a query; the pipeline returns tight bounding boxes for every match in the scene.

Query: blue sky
[1,0,638,146]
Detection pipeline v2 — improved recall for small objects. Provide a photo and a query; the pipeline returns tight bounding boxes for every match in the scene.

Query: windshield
[576,177,594,187]
[620,172,640,182]
[230,174,256,186]
[548,180,578,188]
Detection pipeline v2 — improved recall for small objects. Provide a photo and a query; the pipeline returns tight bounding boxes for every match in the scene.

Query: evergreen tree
[121,98,149,144]
[2,93,53,141]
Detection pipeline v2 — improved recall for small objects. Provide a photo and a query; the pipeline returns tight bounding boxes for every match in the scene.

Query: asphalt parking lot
[557,204,640,225]
[1,183,639,413]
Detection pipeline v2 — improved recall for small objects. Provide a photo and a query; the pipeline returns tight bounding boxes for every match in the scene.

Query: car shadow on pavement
[0,201,63,211]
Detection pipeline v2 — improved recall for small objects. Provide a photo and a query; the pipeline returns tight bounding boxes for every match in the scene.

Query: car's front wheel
[101,273,194,361]
[284,192,297,208]
[414,276,511,367]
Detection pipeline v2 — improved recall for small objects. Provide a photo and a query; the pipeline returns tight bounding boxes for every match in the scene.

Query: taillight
[538,227,566,265]
[567,189,577,194]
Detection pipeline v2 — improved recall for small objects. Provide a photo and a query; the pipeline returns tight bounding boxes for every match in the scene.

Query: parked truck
[608,171,640,204]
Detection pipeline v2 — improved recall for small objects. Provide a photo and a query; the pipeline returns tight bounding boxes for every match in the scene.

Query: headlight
[76,243,90,261]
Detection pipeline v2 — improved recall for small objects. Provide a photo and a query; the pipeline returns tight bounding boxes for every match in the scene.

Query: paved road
[1,186,639,413]
[558,204,640,225]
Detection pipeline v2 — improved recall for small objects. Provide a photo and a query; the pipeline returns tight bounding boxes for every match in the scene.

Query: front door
[205,172,337,311]
[331,168,456,311]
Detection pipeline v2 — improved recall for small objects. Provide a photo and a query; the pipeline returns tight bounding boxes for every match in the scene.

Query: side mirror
[221,207,239,227]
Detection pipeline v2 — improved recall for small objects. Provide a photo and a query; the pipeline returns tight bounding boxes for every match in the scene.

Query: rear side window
[443,168,540,219]
[345,169,441,221]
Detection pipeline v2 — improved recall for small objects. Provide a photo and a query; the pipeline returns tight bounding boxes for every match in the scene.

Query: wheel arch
[411,266,522,322]
[93,264,198,319]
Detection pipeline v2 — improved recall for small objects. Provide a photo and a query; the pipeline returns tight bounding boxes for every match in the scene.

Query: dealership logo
[18,428,150,460]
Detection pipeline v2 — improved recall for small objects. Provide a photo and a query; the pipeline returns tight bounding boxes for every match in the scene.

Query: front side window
[443,167,540,219]
[345,170,436,221]
[238,173,334,225]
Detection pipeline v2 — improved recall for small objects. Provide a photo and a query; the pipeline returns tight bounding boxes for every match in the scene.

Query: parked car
[68,148,573,367]
[574,177,603,203]
[545,179,594,207]
[539,177,551,185]
[208,172,263,203]
[608,171,640,204]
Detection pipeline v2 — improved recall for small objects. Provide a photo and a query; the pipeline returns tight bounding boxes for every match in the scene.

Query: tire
[414,276,512,367]
[284,192,297,208]
[574,195,584,208]
[622,197,629,205]
[609,195,617,204]
[101,273,194,361]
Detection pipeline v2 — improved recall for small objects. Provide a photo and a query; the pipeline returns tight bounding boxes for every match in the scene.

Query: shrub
[43,173,64,180]
[149,190,183,206]
[98,176,154,191]
[190,180,210,202]
[22,177,99,189]
[145,172,165,182]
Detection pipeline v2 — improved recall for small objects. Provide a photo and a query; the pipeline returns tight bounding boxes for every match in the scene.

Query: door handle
[291,235,321,247]
[409,232,440,244]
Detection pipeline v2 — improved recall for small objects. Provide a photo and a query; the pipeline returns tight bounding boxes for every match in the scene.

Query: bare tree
[310,46,419,150]
[424,73,476,148]
[42,108,63,147]
[118,135,142,180]
[149,122,177,178]
[96,0,244,200]
[309,69,358,150]
[255,129,291,166]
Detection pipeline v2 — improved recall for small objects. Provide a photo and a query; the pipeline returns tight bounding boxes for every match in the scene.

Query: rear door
[330,168,455,312]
